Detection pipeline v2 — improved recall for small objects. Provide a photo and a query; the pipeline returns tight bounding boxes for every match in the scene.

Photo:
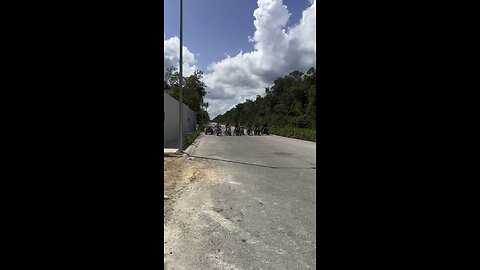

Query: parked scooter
[234,126,242,136]
[225,126,232,136]
[262,126,269,135]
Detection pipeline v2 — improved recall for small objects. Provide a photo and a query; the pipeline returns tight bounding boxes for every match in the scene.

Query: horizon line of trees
[213,67,316,129]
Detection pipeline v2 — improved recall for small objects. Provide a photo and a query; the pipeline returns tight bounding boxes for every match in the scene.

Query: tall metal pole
[178,0,183,151]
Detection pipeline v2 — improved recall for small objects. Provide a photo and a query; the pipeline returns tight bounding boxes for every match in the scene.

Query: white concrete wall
[164,93,197,148]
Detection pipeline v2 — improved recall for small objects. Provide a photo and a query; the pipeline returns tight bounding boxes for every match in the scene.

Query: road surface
[164,128,316,269]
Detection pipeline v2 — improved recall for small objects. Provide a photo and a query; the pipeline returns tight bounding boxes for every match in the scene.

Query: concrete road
[164,128,316,269]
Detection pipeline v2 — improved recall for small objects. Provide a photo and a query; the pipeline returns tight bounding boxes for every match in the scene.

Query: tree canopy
[213,67,316,128]
[164,67,210,125]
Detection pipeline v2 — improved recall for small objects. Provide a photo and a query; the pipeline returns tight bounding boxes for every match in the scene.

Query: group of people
[216,123,269,136]
[247,125,269,136]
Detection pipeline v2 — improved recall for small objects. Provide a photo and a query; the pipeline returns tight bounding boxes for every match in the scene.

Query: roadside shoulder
[270,134,317,144]
[184,132,204,156]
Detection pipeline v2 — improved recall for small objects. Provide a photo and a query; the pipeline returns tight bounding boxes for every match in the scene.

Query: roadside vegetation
[164,67,210,126]
[186,128,203,147]
[164,67,210,148]
[164,66,316,142]
[213,67,316,141]
[270,127,316,142]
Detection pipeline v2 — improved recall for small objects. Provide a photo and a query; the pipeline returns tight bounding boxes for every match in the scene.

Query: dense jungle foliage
[213,67,316,140]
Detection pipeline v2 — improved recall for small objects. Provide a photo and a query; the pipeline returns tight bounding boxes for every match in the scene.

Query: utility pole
[178,0,183,152]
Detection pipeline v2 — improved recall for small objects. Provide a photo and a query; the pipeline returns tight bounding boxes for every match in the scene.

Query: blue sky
[164,0,311,71]
[164,0,316,118]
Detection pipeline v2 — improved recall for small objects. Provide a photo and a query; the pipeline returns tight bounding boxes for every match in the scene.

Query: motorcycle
[225,126,232,136]
[205,126,214,135]
[234,127,242,136]
[262,127,269,135]
[216,127,222,136]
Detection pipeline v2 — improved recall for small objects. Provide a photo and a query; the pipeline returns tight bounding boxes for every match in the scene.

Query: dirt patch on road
[164,156,186,191]
[164,155,219,222]
[164,156,212,192]
[163,156,231,270]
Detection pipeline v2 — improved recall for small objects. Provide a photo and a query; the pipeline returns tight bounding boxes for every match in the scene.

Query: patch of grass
[186,128,202,146]
[270,127,316,142]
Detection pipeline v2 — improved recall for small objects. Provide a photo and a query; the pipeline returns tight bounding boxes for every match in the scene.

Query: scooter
[234,127,242,136]
[262,127,269,135]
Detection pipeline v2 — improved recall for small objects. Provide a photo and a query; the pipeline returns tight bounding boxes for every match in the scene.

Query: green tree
[165,67,210,126]
[214,67,316,131]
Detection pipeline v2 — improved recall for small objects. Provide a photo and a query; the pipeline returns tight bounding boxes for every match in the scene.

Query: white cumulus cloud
[204,0,316,119]
[163,0,316,119]
[164,36,198,78]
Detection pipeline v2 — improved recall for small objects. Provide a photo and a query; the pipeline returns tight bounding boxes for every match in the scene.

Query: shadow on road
[184,153,316,170]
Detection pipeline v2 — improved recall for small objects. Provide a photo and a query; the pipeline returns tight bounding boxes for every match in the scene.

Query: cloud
[164,36,198,78]
[204,0,316,119]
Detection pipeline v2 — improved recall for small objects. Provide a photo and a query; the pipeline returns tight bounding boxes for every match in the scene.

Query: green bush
[186,128,202,146]
[292,115,312,128]
[270,127,316,142]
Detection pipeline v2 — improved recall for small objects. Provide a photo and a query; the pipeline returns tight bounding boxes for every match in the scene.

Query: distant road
[164,129,316,269]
